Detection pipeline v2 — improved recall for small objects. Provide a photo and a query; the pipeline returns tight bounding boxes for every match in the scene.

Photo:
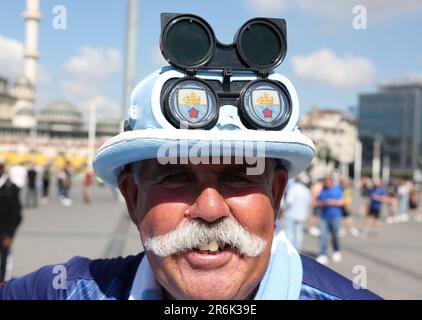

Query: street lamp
[87,104,96,168]
[372,134,382,180]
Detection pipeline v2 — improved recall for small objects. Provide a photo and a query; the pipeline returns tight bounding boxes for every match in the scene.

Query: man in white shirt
[283,176,312,250]
[9,163,27,191]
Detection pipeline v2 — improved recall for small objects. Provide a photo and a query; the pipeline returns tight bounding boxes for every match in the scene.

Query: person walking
[57,162,72,206]
[0,162,22,282]
[82,168,94,204]
[408,181,421,222]
[385,179,398,224]
[363,179,390,236]
[283,176,312,250]
[8,162,27,198]
[397,179,410,222]
[308,179,323,237]
[25,163,38,208]
[316,176,344,265]
[41,163,52,204]
[340,178,359,237]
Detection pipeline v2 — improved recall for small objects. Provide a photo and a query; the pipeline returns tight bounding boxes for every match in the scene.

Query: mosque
[0,0,120,168]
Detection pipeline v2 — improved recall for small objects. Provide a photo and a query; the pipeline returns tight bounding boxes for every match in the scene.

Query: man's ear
[118,168,139,225]
[271,167,288,214]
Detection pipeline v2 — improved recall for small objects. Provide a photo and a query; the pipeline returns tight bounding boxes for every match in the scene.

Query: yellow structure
[0,151,88,170]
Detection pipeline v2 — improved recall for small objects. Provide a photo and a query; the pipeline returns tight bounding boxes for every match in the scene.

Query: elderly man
[0,13,380,300]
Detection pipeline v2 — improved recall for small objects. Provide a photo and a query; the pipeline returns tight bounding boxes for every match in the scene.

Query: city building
[358,81,422,177]
[300,108,357,179]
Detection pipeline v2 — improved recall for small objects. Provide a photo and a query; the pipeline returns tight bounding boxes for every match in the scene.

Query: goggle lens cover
[165,80,219,128]
[241,80,291,129]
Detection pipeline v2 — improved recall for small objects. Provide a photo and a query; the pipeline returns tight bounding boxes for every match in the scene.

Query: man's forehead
[139,159,258,173]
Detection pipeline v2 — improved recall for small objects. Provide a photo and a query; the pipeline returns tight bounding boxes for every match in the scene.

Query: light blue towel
[254,219,303,300]
[129,219,303,300]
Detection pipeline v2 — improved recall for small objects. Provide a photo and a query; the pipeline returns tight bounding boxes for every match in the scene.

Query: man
[316,176,344,265]
[363,179,389,236]
[82,167,94,204]
[308,179,323,237]
[397,179,410,222]
[8,162,27,193]
[57,162,72,206]
[41,163,52,204]
[0,162,22,282]
[283,176,312,250]
[340,177,359,237]
[25,163,38,208]
[0,13,380,300]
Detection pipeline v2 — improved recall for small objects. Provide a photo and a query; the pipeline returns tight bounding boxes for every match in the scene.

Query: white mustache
[142,215,266,257]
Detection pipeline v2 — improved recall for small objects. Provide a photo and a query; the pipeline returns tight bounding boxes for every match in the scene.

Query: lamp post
[354,139,362,187]
[87,104,97,168]
[372,135,382,180]
[121,0,139,127]
[382,155,390,185]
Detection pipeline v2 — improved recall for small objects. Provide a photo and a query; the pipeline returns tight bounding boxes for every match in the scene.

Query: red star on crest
[188,107,199,118]
[263,108,273,118]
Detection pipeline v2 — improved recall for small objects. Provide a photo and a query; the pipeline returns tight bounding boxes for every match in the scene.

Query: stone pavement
[301,214,422,299]
[11,183,141,277]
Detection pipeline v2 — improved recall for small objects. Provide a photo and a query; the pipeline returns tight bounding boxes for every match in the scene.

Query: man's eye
[161,173,190,184]
[222,174,251,184]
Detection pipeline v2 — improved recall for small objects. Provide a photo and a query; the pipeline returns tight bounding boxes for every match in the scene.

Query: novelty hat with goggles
[93,13,315,186]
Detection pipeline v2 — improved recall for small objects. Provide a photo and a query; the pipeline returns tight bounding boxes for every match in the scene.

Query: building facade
[299,108,357,179]
[358,82,422,177]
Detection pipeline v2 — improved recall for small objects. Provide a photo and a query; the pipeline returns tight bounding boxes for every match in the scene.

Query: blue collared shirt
[317,185,344,220]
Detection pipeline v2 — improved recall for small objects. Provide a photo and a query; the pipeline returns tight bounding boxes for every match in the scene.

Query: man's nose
[188,187,231,222]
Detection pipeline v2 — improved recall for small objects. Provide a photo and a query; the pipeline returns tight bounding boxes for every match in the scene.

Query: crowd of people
[0,159,100,282]
[2,160,97,208]
[281,174,422,265]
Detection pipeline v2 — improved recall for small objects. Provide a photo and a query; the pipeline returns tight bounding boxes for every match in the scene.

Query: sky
[0,0,421,122]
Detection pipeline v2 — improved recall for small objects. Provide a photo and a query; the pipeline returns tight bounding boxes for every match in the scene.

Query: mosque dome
[40,100,82,124]
[38,100,83,132]
[13,75,33,88]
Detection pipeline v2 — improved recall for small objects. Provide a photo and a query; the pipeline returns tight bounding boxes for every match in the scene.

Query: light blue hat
[93,67,315,186]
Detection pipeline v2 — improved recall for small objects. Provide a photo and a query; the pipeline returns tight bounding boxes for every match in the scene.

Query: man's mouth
[182,241,237,269]
[192,241,232,254]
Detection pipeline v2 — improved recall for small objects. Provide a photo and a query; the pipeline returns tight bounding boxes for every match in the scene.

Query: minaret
[10,0,41,129]
[23,0,41,86]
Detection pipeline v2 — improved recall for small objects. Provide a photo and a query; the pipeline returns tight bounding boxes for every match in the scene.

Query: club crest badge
[251,90,281,123]
[177,89,209,123]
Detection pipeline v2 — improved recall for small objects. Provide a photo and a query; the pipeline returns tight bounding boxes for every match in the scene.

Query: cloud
[0,34,24,81]
[37,65,52,85]
[64,46,121,80]
[80,95,121,119]
[380,74,422,86]
[61,80,101,99]
[291,48,376,88]
[296,0,422,18]
[61,46,122,120]
[0,35,54,112]
[245,0,422,19]
[245,0,289,16]
[0,34,51,85]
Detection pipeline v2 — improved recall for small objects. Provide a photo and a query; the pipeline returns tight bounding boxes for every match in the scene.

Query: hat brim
[93,129,315,186]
